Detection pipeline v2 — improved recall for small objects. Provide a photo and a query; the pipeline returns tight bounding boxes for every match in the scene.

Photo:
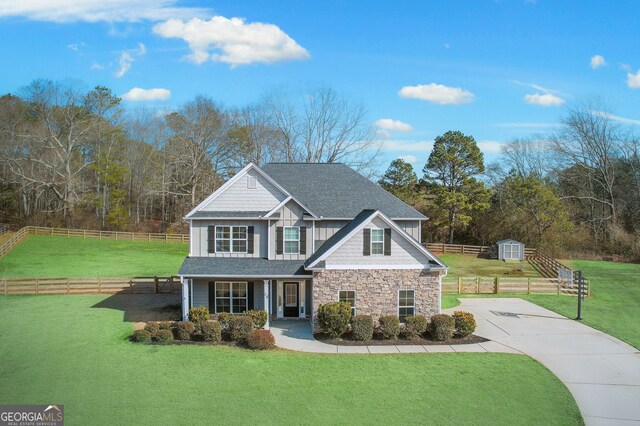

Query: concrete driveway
[449,298,640,426]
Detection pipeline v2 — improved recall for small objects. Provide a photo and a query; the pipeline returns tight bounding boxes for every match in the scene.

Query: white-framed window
[371,228,384,255]
[215,226,247,253]
[284,226,300,254]
[215,282,248,314]
[504,243,519,259]
[398,289,415,323]
[339,290,356,317]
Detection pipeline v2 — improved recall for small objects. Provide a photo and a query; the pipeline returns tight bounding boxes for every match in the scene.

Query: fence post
[3,278,6,295]
[148,233,151,242]
[557,279,561,295]
[462,245,465,254]
[35,278,39,295]
[98,277,101,293]
[165,234,168,243]
[527,278,531,294]
[129,278,133,294]
[154,276,159,293]
[67,278,70,294]
[50,228,53,236]
[495,277,500,294]
[458,277,462,294]
[476,277,480,294]
[67,228,70,238]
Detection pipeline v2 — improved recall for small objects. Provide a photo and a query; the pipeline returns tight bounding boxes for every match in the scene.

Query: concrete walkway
[453,298,640,426]
[270,319,519,354]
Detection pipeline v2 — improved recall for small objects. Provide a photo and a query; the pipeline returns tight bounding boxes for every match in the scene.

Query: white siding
[190,220,267,257]
[324,217,430,268]
[269,200,312,260]
[395,220,421,242]
[201,169,287,212]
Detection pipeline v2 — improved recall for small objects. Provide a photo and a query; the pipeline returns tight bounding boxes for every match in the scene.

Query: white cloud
[398,155,417,164]
[477,140,503,153]
[398,83,475,105]
[121,87,171,102]
[590,55,606,69]
[90,62,104,70]
[0,0,209,23]
[627,69,640,89]
[153,16,310,66]
[592,110,640,126]
[524,93,565,106]
[66,42,86,51]
[115,43,146,78]
[375,118,414,133]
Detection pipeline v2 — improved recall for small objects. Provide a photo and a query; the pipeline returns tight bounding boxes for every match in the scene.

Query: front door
[283,282,299,317]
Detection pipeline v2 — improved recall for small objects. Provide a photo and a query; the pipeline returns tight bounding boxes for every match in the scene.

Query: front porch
[180,277,313,329]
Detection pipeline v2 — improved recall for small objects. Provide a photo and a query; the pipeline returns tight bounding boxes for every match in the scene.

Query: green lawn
[442,259,640,349]
[0,295,582,425]
[0,236,188,277]
[439,253,541,279]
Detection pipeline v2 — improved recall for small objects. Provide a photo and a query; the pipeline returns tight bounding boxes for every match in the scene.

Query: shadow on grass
[91,293,181,323]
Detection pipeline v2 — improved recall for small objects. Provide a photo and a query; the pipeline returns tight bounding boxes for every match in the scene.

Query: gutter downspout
[438,269,447,314]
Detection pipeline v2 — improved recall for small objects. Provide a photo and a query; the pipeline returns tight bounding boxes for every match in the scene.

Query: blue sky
[1,0,639,173]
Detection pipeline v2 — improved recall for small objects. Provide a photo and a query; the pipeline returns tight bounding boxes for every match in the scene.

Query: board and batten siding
[200,168,286,212]
[394,220,421,242]
[314,220,350,250]
[269,200,312,260]
[190,220,267,257]
[324,217,429,267]
[191,279,266,312]
[192,279,209,309]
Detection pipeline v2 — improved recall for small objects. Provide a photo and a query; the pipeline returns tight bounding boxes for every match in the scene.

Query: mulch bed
[314,332,488,346]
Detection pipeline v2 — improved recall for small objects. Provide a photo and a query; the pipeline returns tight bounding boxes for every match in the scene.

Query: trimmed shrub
[131,329,151,343]
[244,310,269,329]
[143,322,160,334]
[217,312,233,331]
[246,329,276,350]
[201,321,222,343]
[378,315,401,340]
[402,315,428,339]
[317,302,352,338]
[453,311,477,337]
[172,321,195,341]
[229,316,255,342]
[188,306,211,326]
[152,329,173,343]
[429,314,455,341]
[351,315,374,341]
[157,321,172,330]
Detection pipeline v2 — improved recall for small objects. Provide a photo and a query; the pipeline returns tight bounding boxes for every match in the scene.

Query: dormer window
[247,175,257,189]
[371,229,384,255]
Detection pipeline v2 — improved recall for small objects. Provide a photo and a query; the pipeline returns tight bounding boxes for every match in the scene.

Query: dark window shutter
[300,227,307,254]
[247,226,254,254]
[384,228,392,256]
[247,282,254,311]
[363,228,371,256]
[276,227,283,255]
[208,282,215,313]
[207,226,215,253]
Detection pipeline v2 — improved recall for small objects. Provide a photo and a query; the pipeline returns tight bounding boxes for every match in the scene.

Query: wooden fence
[0,224,9,236]
[0,276,181,295]
[424,242,537,256]
[442,276,589,296]
[0,226,189,259]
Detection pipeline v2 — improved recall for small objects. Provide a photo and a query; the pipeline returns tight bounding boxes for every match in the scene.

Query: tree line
[0,80,378,231]
[380,102,640,259]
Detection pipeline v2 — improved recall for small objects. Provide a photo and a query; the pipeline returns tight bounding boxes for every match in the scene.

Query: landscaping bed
[314,332,487,346]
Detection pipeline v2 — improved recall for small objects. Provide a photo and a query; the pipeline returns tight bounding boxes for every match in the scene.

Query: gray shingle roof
[261,163,425,219]
[188,211,270,219]
[179,257,310,277]
[304,209,375,268]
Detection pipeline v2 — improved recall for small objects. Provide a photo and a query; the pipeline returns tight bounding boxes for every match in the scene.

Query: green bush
[246,329,276,350]
[402,316,428,339]
[152,329,174,343]
[378,316,401,339]
[171,321,195,341]
[188,306,211,326]
[217,312,233,331]
[244,310,268,329]
[429,314,455,341]
[131,329,151,343]
[317,302,352,338]
[351,315,374,341]
[201,321,222,343]
[143,322,160,334]
[229,316,254,342]
[453,311,477,337]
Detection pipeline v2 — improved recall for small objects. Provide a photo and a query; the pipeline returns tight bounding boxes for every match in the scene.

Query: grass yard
[0,295,582,425]
[0,235,188,277]
[442,259,640,349]
[439,253,541,279]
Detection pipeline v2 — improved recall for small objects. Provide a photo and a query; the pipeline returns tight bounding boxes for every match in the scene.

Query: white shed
[496,239,525,261]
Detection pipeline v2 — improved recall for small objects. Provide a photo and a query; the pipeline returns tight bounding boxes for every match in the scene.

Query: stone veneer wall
[312,269,440,328]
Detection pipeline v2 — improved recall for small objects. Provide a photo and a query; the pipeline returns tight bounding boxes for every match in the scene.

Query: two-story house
[178,162,447,330]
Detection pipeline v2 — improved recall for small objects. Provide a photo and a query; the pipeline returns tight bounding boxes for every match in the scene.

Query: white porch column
[189,279,194,310]
[263,279,270,330]
[181,277,189,321]
[277,281,283,318]
[299,281,306,318]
